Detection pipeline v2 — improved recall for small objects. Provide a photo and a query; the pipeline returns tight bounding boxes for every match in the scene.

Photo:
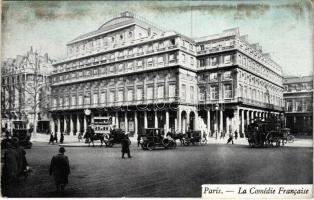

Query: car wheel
[146,142,155,151]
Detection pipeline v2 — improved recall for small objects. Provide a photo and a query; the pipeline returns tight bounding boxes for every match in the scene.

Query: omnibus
[92,117,113,134]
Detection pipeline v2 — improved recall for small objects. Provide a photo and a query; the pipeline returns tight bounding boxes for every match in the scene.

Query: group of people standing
[48,132,64,144]
[1,140,29,197]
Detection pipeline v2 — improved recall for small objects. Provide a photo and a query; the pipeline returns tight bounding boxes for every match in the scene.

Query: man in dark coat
[121,135,131,159]
[54,132,58,144]
[1,141,18,197]
[60,132,64,144]
[49,132,54,144]
[227,131,234,144]
[49,147,70,194]
[13,141,28,178]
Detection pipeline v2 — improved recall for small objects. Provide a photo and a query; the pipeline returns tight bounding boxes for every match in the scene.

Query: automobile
[139,128,176,150]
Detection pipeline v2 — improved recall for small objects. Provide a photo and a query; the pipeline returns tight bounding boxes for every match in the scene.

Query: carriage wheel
[183,140,189,146]
[141,143,147,150]
[106,141,114,147]
[146,142,155,151]
[287,135,295,143]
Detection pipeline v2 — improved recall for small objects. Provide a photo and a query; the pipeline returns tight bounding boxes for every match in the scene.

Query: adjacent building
[1,47,53,133]
[283,76,313,135]
[50,11,284,138]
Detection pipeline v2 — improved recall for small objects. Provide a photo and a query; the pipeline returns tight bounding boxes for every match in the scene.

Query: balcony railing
[239,97,284,111]
[49,97,180,111]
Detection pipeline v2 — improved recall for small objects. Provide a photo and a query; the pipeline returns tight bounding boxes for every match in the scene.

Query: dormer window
[128,31,133,38]
[120,34,123,40]
[111,37,115,42]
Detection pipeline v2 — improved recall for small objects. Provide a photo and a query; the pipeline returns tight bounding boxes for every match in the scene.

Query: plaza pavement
[31,133,312,148]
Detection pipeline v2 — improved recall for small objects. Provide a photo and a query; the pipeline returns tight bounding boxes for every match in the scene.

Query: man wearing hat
[49,147,70,194]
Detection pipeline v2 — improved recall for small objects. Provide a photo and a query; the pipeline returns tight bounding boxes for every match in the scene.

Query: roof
[283,75,313,84]
[68,11,164,45]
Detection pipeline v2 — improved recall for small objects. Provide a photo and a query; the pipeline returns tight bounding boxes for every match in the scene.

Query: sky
[1,0,313,76]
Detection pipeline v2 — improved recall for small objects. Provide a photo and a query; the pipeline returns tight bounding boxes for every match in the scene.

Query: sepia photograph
[1,0,313,198]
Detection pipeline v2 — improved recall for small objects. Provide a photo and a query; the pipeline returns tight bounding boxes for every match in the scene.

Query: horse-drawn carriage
[106,129,129,147]
[182,131,207,146]
[1,121,32,149]
[245,117,293,147]
[139,128,176,150]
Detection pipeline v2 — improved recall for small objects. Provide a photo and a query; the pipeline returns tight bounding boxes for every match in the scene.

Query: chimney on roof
[263,53,270,58]
[121,11,134,17]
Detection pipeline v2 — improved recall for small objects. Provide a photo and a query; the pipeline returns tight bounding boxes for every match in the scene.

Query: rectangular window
[169,84,176,98]
[181,84,186,100]
[182,54,186,62]
[127,89,133,101]
[223,71,232,79]
[211,57,217,66]
[157,85,164,99]
[78,95,83,105]
[65,97,69,106]
[93,93,98,105]
[53,98,57,107]
[224,55,231,63]
[147,86,153,100]
[118,90,124,102]
[100,92,106,104]
[84,94,90,105]
[210,73,218,81]
[190,57,194,66]
[71,96,76,106]
[127,62,133,71]
[147,58,153,67]
[158,56,164,64]
[224,84,232,99]
[190,86,194,102]
[137,88,143,100]
[200,59,206,67]
[109,91,115,102]
[200,45,204,50]
[137,60,143,67]
[169,54,175,62]
[210,85,218,100]
[118,64,124,72]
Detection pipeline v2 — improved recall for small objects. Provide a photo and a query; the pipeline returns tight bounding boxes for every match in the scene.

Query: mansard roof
[283,75,313,84]
[68,11,164,45]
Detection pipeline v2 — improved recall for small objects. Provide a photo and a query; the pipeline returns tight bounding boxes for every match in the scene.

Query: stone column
[165,110,169,133]
[233,108,240,133]
[115,112,119,128]
[134,111,138,136]
[214,110,218,133]
[194,111,198,131]
[226,116,229,134]
[83,115,87,134]
[57,117,61,134]
[246,110,250,127]
[144,111,148,129]
[219,110,223,134]
[63,115,67,134]
[186,111,190,132]
[77,114,80,134]
[50,118,55,134]
[250,110,254,122]
[241,109,245,136]
[154,111,158,128]
[124,112,128,134]
[70,115,74,135]
[177,108,181,133]
[207,110,211,134]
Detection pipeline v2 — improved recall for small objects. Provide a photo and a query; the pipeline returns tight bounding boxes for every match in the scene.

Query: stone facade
[283,76,313,135]
[50,12,284,137]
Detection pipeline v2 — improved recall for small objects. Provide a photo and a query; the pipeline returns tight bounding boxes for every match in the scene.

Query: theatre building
[50,11,284,138]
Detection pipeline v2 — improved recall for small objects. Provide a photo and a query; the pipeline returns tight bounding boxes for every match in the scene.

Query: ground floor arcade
[50,105,283,138]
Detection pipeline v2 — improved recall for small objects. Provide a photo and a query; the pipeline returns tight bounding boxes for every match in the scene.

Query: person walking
[60,132,64,144]
[137,134,141,147]
[121,135,131,159]
[234,131,238,140]
[13,141,28,178]
[78,132,82,142]
[54,132,58,144]
[1,141,18,197]
[49,147,71,194]
[227,131,234,144]
[49,132,55,145]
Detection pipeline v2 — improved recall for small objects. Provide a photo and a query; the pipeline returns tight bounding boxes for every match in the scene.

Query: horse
[166,132,185,146]
[84,128,106,147]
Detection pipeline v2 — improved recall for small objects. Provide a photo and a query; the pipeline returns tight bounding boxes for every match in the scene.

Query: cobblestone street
[7,138,313,197]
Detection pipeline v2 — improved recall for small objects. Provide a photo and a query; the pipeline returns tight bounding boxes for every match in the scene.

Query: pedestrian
[121,135,131,159]
[215,130,218,139]
[49,147,71,194]
[137,134,141,147]
[13,140,29,178]
[49,132,55,145]
[227,131,234,144]
[234,131,238,140]
[78,132,82,142]
[60,132,64,144]
[1,141,18,197]
[54,132,58,144]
